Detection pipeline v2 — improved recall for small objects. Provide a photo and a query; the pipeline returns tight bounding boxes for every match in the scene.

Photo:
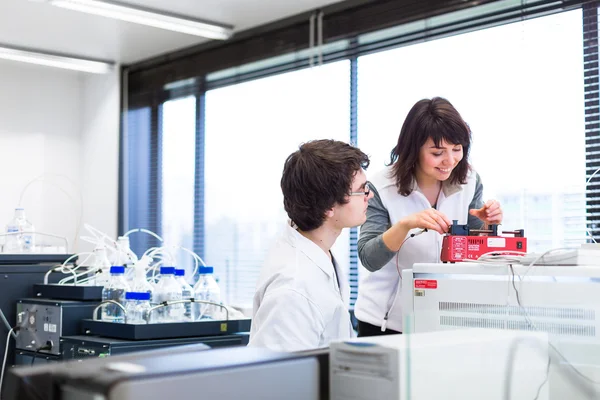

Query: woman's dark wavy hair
[281,139,370,232]
[388,97,472,196]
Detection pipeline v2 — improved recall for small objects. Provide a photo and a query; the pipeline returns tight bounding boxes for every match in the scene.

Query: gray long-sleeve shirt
[357,173,485,272]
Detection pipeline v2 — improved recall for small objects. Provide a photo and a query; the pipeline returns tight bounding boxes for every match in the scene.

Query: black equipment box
[81,318,252,340]
[14,333,249,365]
[14,350,61,366]
[0,262,73,366]
[0,254,73,265]
[32,284,103,301]
[61,333,249,359]
[16,299,100,355]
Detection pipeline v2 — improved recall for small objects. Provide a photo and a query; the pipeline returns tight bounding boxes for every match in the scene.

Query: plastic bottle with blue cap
[101,266,130,323]
[124,292,152,324]
[91,245,112,287]
[153,266,183,323]
[193,266,222,320]
[175,269,194,322]
[129,256,154,301]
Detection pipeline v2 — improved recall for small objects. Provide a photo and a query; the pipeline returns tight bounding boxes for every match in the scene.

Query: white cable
[148,248,175,265]
[58,267,100,286]
[143,247,161,257]
[166,245,205,276]
[508,250,600,390]
[0,309,15,340]
[0,327,16,393]
[84,224,102,240]
[57,254,94,282]
[55,252,96,285]
[478,250,528,259]
[502,335,550,400]
[0,231,69,253]
[124,228,163,242]
[66,258,90,272]
[18,174,83,252]
[60,252,93,270]
[147,247,163,258]
[468,246,600,392]
[151,262,163,282]
[518,247,573,293]
[75,276,95,286]
[84,225,119,251]
[80,235,102,245]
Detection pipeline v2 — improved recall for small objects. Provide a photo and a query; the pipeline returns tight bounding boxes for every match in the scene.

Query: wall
[0,60,82,252]
[79,70,120,252]
[0,59,120,253]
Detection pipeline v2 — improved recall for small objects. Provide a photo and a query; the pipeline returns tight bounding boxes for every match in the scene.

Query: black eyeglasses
[350,182,371,197]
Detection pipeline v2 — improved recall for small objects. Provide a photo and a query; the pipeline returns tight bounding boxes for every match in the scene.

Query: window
[122,106,160,257]
[358,10,586,253]
[122,0,595,310]
[160,96,197,275]
[204,61,351,306]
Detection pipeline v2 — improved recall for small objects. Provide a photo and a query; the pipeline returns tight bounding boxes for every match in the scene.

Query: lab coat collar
[410,177,462,197]
[383,166,463,197]
[284,222,335,280]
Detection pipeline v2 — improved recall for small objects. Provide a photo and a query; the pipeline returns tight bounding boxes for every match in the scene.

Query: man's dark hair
[388,97,472,196]
[281,139,370,231]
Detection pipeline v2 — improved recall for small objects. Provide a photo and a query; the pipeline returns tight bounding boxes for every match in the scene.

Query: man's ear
[325,208,335,219]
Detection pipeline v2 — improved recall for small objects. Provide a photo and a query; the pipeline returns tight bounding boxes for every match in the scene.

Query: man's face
[330,169,372,229]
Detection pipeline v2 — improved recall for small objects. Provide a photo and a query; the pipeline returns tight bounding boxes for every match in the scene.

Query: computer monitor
[4,344,321,400]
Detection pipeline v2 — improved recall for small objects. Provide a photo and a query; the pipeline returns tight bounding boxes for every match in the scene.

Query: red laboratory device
[441,220,527,263]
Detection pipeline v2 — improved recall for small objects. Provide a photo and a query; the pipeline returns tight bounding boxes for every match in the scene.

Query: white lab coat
[248,223,354,352]
[355,166,478,332]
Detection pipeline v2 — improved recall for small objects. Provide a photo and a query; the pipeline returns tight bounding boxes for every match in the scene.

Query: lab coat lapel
[283,224,335,281]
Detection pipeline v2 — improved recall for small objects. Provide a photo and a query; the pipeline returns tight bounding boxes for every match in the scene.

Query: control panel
[16,302,61,355]
[16,299,99,356]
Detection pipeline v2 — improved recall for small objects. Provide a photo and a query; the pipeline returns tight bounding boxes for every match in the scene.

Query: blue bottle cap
[125,292,139,300]
[160,266,175,275]
[198,266,214,274]
[174,269,185,277]
[138,292,151,301]
[110,266,125,274]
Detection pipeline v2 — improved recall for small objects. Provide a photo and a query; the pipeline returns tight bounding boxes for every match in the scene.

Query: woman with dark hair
[249,139,371,351]
[354,97,503,337]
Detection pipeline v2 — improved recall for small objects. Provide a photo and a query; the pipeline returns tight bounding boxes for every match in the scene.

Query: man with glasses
[249,139,372,352]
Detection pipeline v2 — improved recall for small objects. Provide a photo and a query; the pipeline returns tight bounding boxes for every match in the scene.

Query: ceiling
[0,0,344,65]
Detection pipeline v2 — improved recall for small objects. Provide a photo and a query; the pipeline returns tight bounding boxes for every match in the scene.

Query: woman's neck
[415,171,442,206]
[415,169,440,190]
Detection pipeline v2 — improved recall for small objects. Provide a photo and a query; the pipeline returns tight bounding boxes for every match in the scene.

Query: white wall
[0,60,82,252]
[0,59,120,254]
[80,70,120,252]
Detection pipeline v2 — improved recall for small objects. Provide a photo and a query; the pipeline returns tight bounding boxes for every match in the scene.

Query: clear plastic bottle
[152,267,183,323]
[90,246,112,287]
[4,222,20,254]
[124,292,151,324]
[193,266,222,320]
[113,236,136,281]
[112,236,131,266]
[129,257,154,301]
[4,208,35,253]
[101,266,130,323]
[175,269,194,322]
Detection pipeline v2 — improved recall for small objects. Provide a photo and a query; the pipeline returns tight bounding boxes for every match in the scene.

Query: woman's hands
[469,199,503,225]
[402,208,453,234]
[383,202,502,253]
